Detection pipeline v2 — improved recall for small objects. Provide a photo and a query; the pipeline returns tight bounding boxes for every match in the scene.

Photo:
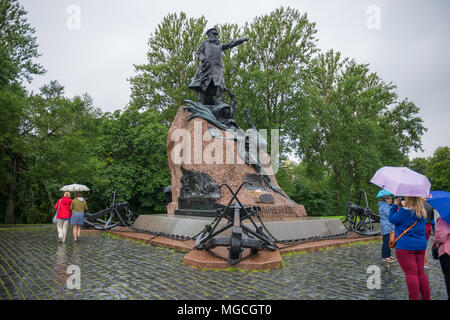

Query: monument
[132,27,348,268]
[166,28,306,220]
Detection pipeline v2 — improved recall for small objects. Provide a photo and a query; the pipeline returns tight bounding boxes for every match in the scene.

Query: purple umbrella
[370,166,431,197]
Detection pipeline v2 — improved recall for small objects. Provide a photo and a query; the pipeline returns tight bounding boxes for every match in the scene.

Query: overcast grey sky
[21,0,449,159]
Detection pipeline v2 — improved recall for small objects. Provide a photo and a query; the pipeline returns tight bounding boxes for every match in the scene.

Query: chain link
[104,212,220,242]
[253,211,354,249]
[108,224,204,241]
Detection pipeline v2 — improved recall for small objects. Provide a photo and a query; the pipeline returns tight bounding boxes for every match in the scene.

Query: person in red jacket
[54,192,73,243]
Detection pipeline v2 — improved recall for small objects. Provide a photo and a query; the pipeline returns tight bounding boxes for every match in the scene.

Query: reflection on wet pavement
[0,226,446,300]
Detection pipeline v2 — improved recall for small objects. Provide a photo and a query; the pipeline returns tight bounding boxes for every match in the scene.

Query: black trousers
[439,253,450,300]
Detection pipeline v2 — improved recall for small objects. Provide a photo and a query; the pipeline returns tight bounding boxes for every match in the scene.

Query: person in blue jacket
[388,196,430,300]
[378,195,395,262]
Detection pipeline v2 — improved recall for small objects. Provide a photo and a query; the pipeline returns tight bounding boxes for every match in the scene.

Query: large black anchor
[83,189,137,230]
[195,181,277,265]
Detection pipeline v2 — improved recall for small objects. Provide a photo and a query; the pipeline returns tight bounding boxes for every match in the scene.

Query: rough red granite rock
[183,248,283,270]
[166,106,307,218]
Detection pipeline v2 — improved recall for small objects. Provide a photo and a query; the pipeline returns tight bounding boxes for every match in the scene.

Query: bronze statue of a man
[188,28,248,106]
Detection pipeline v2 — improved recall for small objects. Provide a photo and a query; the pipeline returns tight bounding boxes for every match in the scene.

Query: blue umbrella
[376,189,392,198]
[427,190,450,224]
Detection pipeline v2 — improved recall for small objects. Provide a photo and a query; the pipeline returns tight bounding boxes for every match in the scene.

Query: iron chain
[102,208,375,247]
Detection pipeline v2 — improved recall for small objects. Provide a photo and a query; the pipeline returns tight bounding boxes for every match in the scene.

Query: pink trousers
[395,249,431,300]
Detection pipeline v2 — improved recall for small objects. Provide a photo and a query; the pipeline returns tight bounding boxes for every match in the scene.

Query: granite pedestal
[133,214,347,241]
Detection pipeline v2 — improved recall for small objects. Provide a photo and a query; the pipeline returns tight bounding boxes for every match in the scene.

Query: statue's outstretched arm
[221,38,248,51]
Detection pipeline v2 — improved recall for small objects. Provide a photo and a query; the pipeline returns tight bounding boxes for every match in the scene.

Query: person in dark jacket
[54,192,72,243]
[389,196,430,300]
[423,201,435,268]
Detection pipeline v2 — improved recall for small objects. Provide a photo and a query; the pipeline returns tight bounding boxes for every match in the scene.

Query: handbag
[53,199,61,224]
[389,221,417,248]
[432,243,441,260]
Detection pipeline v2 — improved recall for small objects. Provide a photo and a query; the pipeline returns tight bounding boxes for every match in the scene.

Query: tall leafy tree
[10,82,104,223]
[408,156,429,175]
[98,106,170,213]
[427,147,450,191]
[0,0,48,223]
[1,80,105,223]
[0,44,18,86]
[129,12,207,123]
[294,50,426,212]
[0,84,29,223]
[0,0,45,223]
[230,7,318,153]
[276,160,334,216]
[0,0,45,83]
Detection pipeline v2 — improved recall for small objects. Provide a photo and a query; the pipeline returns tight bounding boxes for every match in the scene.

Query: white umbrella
[59,184,90,192]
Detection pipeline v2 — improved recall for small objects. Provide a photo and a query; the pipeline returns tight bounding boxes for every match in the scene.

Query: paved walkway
[0,226,447,300]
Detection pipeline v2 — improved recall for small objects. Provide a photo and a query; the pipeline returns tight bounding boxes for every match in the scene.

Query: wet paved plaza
[0,226,447,300]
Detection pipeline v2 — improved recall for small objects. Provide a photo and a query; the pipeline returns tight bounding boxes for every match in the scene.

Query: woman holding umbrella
[389,196,430,300]
[59,184,90,242]
[371,166,431,300]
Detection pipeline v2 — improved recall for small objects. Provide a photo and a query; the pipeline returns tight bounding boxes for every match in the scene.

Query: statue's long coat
[189,39,243,93]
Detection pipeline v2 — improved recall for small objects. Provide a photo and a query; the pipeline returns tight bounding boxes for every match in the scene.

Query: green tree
[11,81,105,223]
[129,12,207,123]
[408,147,450,192]
[0,44,18,86]
[0,0,45,83]
[98,106,171,214]
[0,84,30,223]
[426,146,450,191]
[276,160,333,216]
[408,156,429,175]
[0,0,46,223]
[230,7,318,154]
[0,0,44,223]
[294,50,426,213]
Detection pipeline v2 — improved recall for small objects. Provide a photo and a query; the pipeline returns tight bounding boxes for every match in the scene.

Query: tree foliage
[0,0,41,222]
[289,50,426,214]
[1,80,105,223]
[129,12,207,123]
[0,0,44,83]
[409,146,450,192]
[276,161,333,216]
[230,7,318,153]
[98,106,171,214]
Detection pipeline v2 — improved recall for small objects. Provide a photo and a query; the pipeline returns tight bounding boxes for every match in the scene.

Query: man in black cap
[189,27,248,105]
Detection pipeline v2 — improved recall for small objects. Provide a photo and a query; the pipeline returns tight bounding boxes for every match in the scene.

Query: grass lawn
[313,215,345,220]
